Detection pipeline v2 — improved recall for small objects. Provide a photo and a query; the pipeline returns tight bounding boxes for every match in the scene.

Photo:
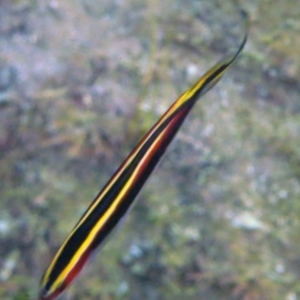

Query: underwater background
[0,0,300,299]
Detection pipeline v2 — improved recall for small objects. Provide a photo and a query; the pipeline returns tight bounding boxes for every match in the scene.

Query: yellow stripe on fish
[39,10,248,300]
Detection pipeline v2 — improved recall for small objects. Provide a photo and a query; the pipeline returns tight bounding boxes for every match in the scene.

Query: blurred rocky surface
[1,1,300,300]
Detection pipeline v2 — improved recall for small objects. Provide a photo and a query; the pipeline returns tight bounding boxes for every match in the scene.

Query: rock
[0,65,17,91]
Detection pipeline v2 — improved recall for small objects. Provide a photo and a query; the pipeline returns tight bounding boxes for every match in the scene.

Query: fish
[38,10,248,300]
